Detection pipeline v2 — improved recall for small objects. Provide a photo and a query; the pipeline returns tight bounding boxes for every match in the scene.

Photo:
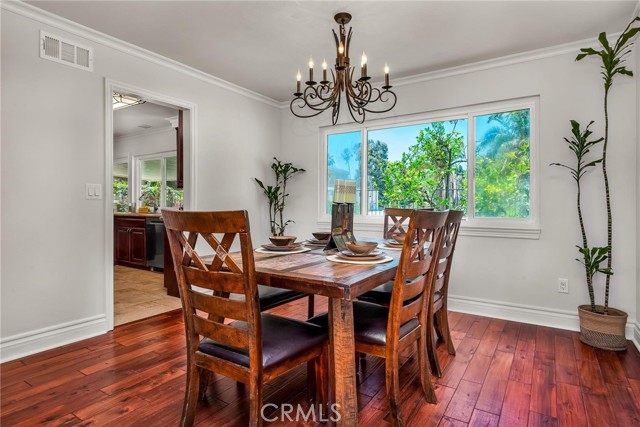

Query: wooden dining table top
[247,243,401,301]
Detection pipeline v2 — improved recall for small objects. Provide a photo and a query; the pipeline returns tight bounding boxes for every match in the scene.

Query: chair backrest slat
[433,210,463,297]
[189,290,248,322]
[193,315,250,350]
[183,267,246,294]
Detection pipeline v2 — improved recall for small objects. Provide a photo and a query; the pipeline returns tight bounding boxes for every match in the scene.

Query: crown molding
[1,0,281,108]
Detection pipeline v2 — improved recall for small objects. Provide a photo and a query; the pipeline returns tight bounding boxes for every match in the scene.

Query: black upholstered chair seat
[358,284,440,309]
[198,313,327,368]
[309,301,420,346]
[229,285,306,311]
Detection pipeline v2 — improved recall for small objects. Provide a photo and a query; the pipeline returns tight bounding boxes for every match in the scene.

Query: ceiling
[29,1,638,102]
[113,101,177,138]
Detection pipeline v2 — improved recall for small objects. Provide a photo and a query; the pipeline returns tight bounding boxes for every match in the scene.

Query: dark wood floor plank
[617,342,640,379]
[444,379,482,423]
[497,380,531,427]
[467,318,491,340]
[475,351,514,415]
[556,383,587,427]
[529,352,556,418]
[496,321,521,353]
[2,307,640,427]
[595,348,630,386]
[534,326,555,355]
[463,354,492,385]
[553,336,579,386]
[469,409,500,427]
[605,383,640,427]
[527,411,557,427]
[476,329,502,357]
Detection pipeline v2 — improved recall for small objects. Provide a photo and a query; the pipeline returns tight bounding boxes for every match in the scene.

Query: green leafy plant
[382,121,467,210]
[575,17,639,313]
[551,120,609,311]
[254,157,305,236]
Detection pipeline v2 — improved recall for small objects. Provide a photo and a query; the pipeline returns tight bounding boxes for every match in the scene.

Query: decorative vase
[578,305,628,351]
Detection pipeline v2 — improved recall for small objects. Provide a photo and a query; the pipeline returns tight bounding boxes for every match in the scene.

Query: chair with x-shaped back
[310,209,448,427]
[163,209,328,427]
[426,210,463,377]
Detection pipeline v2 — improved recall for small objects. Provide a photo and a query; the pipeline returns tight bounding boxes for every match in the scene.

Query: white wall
[281,48,638,333]
[114,127,176,160]
[0,7,281,360]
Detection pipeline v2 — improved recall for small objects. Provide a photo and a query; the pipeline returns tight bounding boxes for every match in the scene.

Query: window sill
[316,219,541,240]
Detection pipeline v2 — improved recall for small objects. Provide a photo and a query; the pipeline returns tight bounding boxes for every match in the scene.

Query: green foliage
[113,178,129,212]
[575,16,638,312]
[552,120,604,311]
[139,181,161,208]
[255,157,305,236]
[367,140,389,209]
[475,111,530,218]
[382,121,467,210]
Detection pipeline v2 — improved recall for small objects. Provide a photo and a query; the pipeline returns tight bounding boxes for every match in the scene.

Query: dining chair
[426,210,463,377]
[310,209,449,427]
[163,209,328,427]
[383,207,414,239]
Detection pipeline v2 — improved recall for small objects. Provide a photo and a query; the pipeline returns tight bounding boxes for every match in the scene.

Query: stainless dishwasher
[146,217,165,270]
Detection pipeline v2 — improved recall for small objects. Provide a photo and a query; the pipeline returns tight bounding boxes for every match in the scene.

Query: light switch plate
[86,183,102,200]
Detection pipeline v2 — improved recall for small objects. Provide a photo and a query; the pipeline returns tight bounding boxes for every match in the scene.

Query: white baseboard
[449,295,640,352]
[0,315,108,363]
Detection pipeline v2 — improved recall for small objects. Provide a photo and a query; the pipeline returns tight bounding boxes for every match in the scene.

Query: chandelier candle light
[290,12,397,124]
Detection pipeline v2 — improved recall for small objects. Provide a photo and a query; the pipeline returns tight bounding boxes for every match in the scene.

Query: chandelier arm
[360,88,398,114]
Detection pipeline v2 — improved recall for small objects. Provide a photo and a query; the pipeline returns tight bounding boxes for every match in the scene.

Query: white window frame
[318,96,540,239]
[135,150,178,208]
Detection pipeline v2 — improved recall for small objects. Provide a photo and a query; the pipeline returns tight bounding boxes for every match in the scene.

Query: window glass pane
[367,120,468,214]
[327,131,361,214]
[474,109,530,218]
[139,159,162,208]
[165,156,184,208]
[113,162,129,212]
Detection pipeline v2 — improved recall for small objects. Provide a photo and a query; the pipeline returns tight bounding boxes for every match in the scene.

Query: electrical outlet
[558,278,569,293]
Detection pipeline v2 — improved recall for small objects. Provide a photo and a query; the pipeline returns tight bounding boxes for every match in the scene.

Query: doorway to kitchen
[105,80,196,329]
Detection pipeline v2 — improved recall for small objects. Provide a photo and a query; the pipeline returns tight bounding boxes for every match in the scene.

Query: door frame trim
[104,79,197,330]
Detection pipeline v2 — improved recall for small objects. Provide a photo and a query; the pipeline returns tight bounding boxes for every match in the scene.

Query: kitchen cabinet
[114,216,147,268]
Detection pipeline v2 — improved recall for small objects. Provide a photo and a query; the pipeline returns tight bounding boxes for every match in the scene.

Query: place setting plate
[256,242,310,254]
[326,253,393,265]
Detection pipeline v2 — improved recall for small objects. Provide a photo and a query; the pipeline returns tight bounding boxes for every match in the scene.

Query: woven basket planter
[578,305,628,351]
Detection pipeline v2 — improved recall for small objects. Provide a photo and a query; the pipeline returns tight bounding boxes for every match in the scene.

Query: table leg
[329,297,358,427]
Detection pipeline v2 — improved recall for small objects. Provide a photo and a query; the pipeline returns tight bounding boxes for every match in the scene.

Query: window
[113,161,129,212]
[320,98,538,235]
[137,153,184,209]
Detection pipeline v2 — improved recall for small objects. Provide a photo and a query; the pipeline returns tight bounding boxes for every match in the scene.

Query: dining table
[250,242,401,427]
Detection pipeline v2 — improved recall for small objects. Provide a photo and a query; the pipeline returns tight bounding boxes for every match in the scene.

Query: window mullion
[361,129,368,217]
[467,113,476,220]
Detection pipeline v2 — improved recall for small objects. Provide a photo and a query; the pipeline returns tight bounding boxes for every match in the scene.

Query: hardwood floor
[2,296,640,426]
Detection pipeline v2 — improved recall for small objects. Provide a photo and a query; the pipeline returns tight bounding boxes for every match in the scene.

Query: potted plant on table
[254,157,305,237]
[553,17,639,350]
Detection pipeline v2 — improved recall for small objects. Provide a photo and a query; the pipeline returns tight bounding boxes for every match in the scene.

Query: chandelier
[290,12,397,125]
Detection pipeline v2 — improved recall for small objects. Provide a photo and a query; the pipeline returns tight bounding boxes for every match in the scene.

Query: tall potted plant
[562,17,639,350]
[254,157,305,236]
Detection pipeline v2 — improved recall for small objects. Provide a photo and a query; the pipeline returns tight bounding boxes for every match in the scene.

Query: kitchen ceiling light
[113,93,145,110]
[290,12,397,125]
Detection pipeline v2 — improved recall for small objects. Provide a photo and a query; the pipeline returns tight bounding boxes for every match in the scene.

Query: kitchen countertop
[114,212,162,218]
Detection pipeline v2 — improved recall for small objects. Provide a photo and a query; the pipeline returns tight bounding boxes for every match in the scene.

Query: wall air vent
[39,31,93,72]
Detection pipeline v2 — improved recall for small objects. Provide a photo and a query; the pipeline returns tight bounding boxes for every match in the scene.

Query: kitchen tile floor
[114,265,182,326]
